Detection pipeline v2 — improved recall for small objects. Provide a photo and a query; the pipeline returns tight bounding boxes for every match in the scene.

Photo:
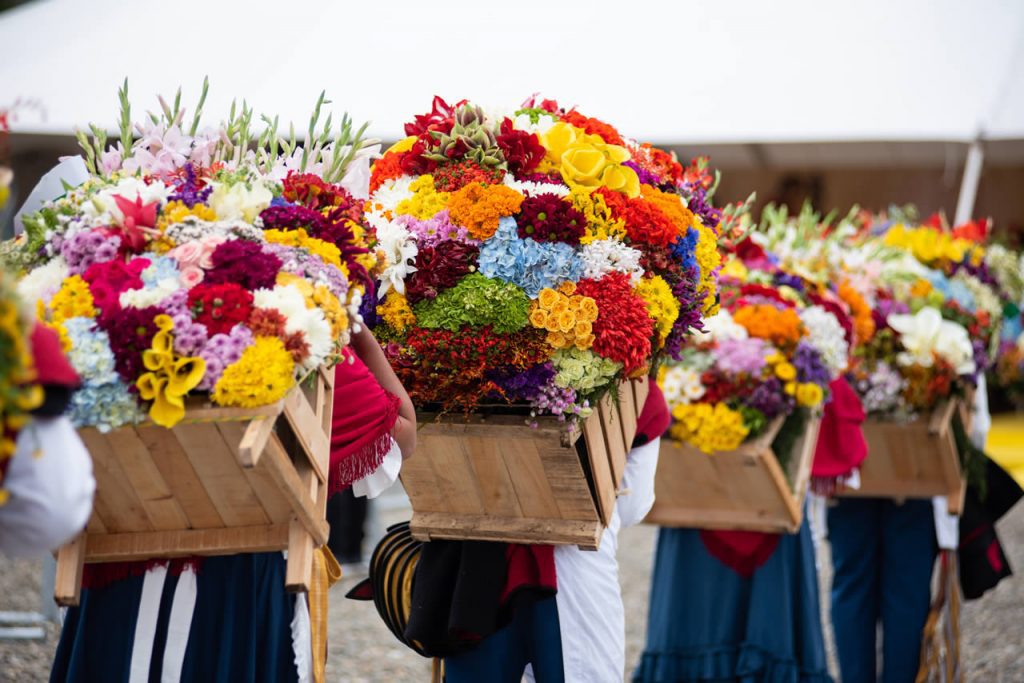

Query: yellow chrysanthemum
[212,337,296,408]
[264,228,342,268]
[669,402,749,454]
[635,275,680,346]
[376,291,416,333]
[569,187,627,245]
[156,200,218,231]
[48,276,97,324]
[395,175,451,220]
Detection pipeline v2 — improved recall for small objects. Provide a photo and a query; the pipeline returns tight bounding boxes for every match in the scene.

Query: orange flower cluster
[561,110,625,146]
[641,184,698,237]
[838,282,876,345]
[528,282,599,351]
[446,182,524,240]
[368,149,405,194]
[732,304,804,349]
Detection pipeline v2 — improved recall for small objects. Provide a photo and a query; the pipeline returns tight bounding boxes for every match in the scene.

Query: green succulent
[424,105,506,169]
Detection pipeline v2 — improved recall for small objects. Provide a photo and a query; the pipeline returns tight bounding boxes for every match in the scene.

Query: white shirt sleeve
[615,437,661,528]
[349,437,402,499]
[969,374,991,450]
[0,416,95,557]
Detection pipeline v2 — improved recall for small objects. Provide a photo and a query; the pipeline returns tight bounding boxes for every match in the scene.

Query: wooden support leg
[54,533,86,607]
[285,450,321,593]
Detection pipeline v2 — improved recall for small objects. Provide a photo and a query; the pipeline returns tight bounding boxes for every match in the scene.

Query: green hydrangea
[552,347,622,393]
[413,273,530,334]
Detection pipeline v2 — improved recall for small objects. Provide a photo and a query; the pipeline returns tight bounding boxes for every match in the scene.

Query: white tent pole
[954,139,984,226]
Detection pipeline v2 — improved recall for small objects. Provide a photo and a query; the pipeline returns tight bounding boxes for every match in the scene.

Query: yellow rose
[574,320,592,337]
[562,145,608,185]
[579,297,599,320]
[551,298,570,316]
[558,311,576,333]
[557,281,577,296]
[577,333,595,350]
[537,288,560,310]
[529,309,549,328]
[542,122,579,164]
[544,314,562,333]
[548,331,568,348]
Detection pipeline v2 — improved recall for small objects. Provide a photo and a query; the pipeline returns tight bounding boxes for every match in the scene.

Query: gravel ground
[4,492,1023,682]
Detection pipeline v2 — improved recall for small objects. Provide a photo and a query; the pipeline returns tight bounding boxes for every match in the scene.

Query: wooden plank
[260,435,329,545]
[104,427,190,531]
[86,515,106,534]
[237,415,277,468]
[597,395,628,490]
[398,440,448,513]
[410,512,603,550]
[464,436,522,518]
[82,524,291,562]
[217,422,293,524]
[632,377,650,416]
[538,444,598,521]
[54,533,86,606]
[419,434,485,516]
[138,424,225,530]
[78,428,152,533]
[617,382,639,450]
[285,453,318,592]
[283,386,330,482]
[788,416,821,505]
[504,439,562,520]
[173,423,269,527]
[417,414,565,442]
[581,409,616,525]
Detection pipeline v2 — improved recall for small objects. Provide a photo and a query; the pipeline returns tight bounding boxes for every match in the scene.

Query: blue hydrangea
[64,317,143,432]
[139,253,181,287]
[671,227,700,275]
[478,217,582,298]
[926,269,975,310]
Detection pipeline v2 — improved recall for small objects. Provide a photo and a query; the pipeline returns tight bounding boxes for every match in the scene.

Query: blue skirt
[51,553,299,682]
[633,521,832,683]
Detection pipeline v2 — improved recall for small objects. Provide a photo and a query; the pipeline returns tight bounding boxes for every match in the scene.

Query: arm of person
[615,436,660,528]
[349,327,417,459]
[0,417,95,557]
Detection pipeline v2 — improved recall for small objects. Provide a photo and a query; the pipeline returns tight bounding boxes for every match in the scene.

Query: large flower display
[3,84,378,430]
[366,96,722,417]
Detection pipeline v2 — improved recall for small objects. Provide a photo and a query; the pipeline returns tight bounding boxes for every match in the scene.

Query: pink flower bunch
[169,236,226,288]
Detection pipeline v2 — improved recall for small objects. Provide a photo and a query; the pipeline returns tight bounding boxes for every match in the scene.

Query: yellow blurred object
[0,167,11,210]
[986,414,1024,487]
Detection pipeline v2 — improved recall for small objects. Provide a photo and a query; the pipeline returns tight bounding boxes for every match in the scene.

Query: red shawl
[329,351,401,494]
[810,376,868,495]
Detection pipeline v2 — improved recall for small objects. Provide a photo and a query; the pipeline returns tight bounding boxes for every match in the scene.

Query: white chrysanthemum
[253,285,334,371]
[513,112,558,135]
[502,175,570,198]
[81,177,174,223]
[119,279,179,310]
[17,256,69,308]
[374,219,418,297]
[889,307,976,376]
[579,238,644,285]
[694,310,749,344]
[799,306,850,375]
[659,365,705,408]
[367,175,415,216]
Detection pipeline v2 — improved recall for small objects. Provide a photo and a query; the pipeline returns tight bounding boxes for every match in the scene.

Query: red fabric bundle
[811,377,868,494]
[635,382,670,446]
[501,544,557,605]
[329,351,401,494]
[29,324,79,388]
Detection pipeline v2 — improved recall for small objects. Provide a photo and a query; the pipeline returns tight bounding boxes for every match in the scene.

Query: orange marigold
[838,282,876,345]
[640,184,697,238]
[732,304,804,349]
[446,182,524,240]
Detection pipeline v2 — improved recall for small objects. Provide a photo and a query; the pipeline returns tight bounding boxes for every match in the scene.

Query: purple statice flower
[197,324,255,390]
[398,211,479,249]
[773,272,805,292]
[855,363,906,415]
[743,377,794,419]
[663,273,705,360]
[488,363,558,403]
[717,337,770,376]
[950,259,999,290]
[61,230,121,275]
[685,186,722,230]
[168,163,212,208]
[792,341,832,387]
[971,338,989,378]
[623,160,661,188]
[359,285,380,329]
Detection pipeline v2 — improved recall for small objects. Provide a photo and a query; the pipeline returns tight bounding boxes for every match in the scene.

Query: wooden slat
[464,436,522,518]
[78,429,152,533]
[54,533,86,606]
[283,386,330,482]
[503,439,562,520]
[581,409,616,525]
[138,424,225,530]
[104,427,190,531]
[285,453,319,592]
[417,414,565,442]
[410,512,603,550]
[398,439,449,513]
[617,382,639,450]
[597,395,628,490]
[172,423,269,527]
[217,422,293,524]
[260,435,329,545]
[83,524,291,562]
[420,434,485,516]
[237,415,277,468]
[538,444,598,521]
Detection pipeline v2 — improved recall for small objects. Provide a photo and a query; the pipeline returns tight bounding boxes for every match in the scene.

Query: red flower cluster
[597,187,679,248]
[99,305,164,385]
[432,159,504,193]
[575,273,654,374]
[733,284,794,309]
[369,149,406,194]
[187,283,254,336]
[404,96,465,138]
[205,240,282,291]
[405,240,479,304]
[561,110,625,146]
[247,308,310,363]
[83,257,150,313]
[283,172,354,212]
[496,118,545,176]
[259,205,327,234]
[396,325,551,408]
[516,194,585,244]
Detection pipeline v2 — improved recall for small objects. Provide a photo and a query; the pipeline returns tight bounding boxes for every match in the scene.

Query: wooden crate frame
[53,366,335,606]
[644,414,822,533]
[839,399,966,514]
[400,378,649,550]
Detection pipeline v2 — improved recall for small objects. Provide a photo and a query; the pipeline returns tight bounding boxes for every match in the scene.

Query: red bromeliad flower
[187,282,254,336]
[404,96,465,138]
[283,172,355,212]
[496,118,545,176]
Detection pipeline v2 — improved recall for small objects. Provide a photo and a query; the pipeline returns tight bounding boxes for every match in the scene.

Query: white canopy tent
[0,0,1021,143]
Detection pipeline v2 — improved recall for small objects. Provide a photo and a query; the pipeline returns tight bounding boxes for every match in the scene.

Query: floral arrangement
[3,83,379,430]
[366,96,722,418]
[658,212,846,453]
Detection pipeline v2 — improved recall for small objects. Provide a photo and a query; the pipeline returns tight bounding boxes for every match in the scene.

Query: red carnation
[561,110,625,146]
[496,118,545,176]
[187,283,254,335]
[597,187,678,248]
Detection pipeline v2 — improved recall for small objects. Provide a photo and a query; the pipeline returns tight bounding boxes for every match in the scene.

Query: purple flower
[197,324,255,390]
[743,377,794,419]
[663,272,705,360]
[683,186,722,230]
[623,160,661,187]
[205,240,282,291]
[773,272,805,292]
[398,211,479,249]
[259,204,327,234]
[168,163,212,208]
[61,230,121,275]
[488,363,557,402]
[262,243,349,300]
[793,342,832,387]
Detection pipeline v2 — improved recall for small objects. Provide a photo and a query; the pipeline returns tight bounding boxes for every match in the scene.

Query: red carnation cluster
[83,257,150,313]
[405,240,479,304]
[561,110,625,146]
[404,96,465,138]
[187,283,253,336]
[575,273,654,374]
[496,118,545,176]
[516,194,585,244]
[99,305,165,385]
[597,188,679,248]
